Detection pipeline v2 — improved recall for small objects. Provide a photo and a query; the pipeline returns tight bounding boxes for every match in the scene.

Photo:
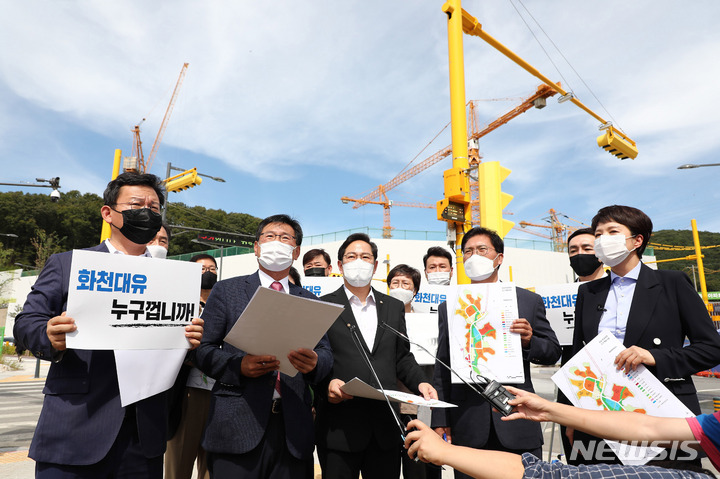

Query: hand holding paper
[185,317,204,350]
[328,378,353,404]
[47,312,76,351]
[241,354,280,378]
[288,348,318,374]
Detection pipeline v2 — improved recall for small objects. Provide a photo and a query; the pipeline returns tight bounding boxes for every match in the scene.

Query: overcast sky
[2,1,719,244]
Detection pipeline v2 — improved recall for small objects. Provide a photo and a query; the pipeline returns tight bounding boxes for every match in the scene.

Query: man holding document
[195,214,332,479]
[13,172,204,478]
[315,232,437,479]
[432,227,560,477]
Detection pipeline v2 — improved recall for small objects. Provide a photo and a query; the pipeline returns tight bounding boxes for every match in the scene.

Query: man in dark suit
[567,205,720,464]
[13,172,204,478]
[315,232,437,479]
[431,227,561,479]
[195,214,332,479]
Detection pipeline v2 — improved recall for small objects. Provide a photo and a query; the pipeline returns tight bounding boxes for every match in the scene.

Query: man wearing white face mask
[568,205,720,466]
[195,214,333,479]
[316,233,438,479]
[423,246,454,286]
[431,227,561,478]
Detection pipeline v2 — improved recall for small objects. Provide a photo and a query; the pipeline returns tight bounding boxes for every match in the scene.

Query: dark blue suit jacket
[13,243,168,465]
[572,263,720,413]
[195,272,332,461]
[431,286,561,451]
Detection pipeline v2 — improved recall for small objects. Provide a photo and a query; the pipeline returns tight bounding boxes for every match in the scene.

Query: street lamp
[0,233,18,238]
[677,163,720,169]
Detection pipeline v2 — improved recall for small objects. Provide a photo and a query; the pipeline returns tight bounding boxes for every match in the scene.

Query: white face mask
[258,241,295,272]
[594,234,636,267]
[427,271,451,286]
[342,259,375,287]
[147,244,167,259]
[389,287,415,305]
[464,254,497,282]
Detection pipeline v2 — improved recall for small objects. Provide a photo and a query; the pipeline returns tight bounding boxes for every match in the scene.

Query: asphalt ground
[1,359,718,478]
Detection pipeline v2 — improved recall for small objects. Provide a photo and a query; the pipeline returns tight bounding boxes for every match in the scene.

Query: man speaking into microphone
[316,232,437,479]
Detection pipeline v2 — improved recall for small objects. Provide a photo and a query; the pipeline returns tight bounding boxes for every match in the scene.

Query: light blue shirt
[598,261,642,343]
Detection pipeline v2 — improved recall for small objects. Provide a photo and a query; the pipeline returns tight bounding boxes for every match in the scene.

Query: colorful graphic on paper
[553,330,694,465]
[568,364,646,414]
[448,283,524,384]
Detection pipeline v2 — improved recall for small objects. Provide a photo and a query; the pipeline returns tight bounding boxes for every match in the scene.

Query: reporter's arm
[405,420,524,479]
[504,386,696,446]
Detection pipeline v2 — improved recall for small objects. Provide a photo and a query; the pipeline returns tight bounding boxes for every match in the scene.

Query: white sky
[1,0,719,243]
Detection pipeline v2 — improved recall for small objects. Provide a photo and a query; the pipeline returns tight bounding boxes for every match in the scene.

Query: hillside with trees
[652,229,720,292]
[0,190,261,270]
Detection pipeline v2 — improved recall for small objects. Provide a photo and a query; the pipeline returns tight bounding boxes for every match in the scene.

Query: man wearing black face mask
[303,248,332,277]
[13,172,204,478]
[567,228,605,282]
[166,254,218,479]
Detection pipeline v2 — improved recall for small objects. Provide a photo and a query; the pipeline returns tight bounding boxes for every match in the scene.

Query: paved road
[1,363,718,478]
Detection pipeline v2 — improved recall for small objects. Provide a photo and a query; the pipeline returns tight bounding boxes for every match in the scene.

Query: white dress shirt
[599,261,641,342]
[344,285,378,350]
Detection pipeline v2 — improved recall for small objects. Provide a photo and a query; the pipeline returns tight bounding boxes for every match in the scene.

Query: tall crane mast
[124,63,189,174]
[344,85,556,229]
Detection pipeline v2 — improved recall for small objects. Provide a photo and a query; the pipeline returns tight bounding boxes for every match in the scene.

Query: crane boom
[145,62,189,173]
[352,84,556,209]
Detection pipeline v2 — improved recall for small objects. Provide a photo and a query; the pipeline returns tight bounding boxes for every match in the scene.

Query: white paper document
[341,377,457,408]
[447,283,524,384]
[115,349,187,407]
[552,330,694,465]
[66,250,201,350]
[405,313,439,366]
[224,287,344,376]
[534,282,580,346]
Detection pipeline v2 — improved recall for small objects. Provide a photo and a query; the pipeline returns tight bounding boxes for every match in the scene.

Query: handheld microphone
[380,321,515,417]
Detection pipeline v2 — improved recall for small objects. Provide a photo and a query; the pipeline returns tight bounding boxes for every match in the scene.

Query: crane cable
[505,0,625,134]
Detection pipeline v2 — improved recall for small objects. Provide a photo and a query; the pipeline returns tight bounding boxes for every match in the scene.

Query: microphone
[345,323,408,442]
[380,321,516,417]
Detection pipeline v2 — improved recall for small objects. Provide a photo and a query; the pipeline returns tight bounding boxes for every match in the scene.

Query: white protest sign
[411,285,451,314]
[534,282,580,346]
[405,313,439,366]
[66,250,201,349]
[447,283,525,384]
[301,276,345,298]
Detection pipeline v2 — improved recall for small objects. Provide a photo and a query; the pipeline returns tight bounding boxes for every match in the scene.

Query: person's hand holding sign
[185,317,204,350]
[47,312,76,351]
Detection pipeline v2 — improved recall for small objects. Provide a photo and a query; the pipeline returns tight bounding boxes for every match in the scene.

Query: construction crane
[124,62,189,173]
[515,209,583,251]
[344,84,556,229]
[341,186,433,239]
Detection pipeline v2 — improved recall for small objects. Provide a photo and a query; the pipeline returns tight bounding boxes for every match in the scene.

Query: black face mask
[304,267,327,277]
[111,207,163,245]
[201,270,217,290]
[569,253,603,278]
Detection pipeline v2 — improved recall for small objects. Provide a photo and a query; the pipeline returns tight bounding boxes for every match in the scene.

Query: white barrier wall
[2,238,657,338]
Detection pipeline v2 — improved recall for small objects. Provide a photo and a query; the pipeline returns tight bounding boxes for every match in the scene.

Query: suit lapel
[371,288,386,355]
[584,276,611,340]
[623,264,660,347]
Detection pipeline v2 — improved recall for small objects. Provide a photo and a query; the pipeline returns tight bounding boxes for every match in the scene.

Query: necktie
[270,281,283,395]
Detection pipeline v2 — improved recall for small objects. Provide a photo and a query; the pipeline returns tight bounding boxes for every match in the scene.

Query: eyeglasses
[343,253,375,263]
[462,246,494,257]
[259,232,296,244]
[114,201,163,214]
[201,266,217,273]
